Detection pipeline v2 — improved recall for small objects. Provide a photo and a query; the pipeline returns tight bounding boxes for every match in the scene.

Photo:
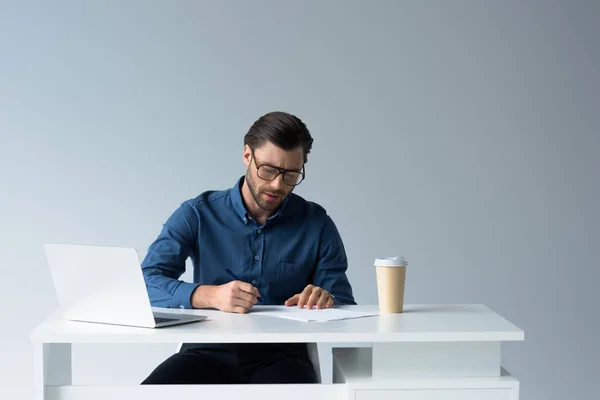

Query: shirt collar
[229,176,291,225]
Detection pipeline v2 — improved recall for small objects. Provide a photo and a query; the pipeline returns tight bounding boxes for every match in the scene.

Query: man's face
[243,142,304,212]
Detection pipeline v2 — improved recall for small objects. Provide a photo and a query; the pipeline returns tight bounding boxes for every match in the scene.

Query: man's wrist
[191,285,216,309]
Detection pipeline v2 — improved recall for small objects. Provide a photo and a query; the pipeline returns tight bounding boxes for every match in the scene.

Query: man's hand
[191,281,260,314]
[284,284,334,310]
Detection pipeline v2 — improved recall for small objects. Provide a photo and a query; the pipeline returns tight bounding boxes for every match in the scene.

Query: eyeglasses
[251,150,305,186]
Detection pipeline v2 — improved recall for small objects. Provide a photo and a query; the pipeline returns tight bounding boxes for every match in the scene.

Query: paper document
[254,307,378,322]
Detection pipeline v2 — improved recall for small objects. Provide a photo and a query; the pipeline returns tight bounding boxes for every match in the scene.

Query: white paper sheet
[253,307,378,322]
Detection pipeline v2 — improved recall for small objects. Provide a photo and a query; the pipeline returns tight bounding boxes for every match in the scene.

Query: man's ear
[243,145,252,167]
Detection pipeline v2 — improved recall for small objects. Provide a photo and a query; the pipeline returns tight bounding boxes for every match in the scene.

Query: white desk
[30,304,524,400]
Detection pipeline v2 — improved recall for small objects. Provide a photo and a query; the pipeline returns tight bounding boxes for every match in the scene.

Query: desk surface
[30,304,524,344]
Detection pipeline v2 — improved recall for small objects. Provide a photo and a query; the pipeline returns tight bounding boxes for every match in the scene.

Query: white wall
[1,1,598,399]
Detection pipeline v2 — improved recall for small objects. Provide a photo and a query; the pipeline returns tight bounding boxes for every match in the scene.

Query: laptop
[44,244,207,328]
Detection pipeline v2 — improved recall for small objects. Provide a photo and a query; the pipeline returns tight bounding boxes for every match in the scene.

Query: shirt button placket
[259,228,266,289]
[253,228,264,290]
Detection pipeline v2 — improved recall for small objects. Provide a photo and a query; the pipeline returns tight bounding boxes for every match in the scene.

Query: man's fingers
[232,306,249,314]
[325,296,335,308]
[235,287,259,305]
[232,297,254,310]
[237,281,260,299]
[285,294,299,306]
[287,286,333,309]
[297,285,314,309]
[306,288,323,310]
[316,290,330,309]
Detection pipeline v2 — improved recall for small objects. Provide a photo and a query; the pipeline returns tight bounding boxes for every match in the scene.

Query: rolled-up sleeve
[312,216,356,305]
[141,202,200,308]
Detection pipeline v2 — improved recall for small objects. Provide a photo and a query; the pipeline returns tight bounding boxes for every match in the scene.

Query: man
[140,111,356,385]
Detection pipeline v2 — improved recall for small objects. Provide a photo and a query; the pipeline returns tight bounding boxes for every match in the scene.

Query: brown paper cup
[375,257,407,313]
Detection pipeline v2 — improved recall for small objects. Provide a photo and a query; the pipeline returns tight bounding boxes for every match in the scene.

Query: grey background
[1,1,598,399]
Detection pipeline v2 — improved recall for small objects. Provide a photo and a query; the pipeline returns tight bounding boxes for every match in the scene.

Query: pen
[225,269,262,304]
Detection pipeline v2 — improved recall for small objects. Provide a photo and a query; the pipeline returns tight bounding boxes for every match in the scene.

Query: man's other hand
[284,284,334,310]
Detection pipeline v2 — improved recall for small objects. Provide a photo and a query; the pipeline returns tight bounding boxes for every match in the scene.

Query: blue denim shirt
[141,177,356,308]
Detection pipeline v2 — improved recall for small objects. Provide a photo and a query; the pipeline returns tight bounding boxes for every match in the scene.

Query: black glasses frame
[250,150,306,186]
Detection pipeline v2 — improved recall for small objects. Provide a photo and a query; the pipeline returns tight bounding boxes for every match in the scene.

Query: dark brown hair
[244,111,313,163]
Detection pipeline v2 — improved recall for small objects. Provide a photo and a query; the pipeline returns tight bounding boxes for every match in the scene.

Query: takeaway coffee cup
[374,256,408,313]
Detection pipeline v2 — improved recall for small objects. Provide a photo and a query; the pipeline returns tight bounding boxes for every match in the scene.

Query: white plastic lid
[374,256,407,267]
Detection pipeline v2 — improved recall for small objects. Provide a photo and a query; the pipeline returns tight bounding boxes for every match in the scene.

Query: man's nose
[271,174,285,190]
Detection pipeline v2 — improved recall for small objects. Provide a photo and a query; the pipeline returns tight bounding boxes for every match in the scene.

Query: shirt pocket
[265,261,312,299]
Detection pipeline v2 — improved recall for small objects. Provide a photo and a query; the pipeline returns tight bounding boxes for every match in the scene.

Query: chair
[176,342,322,383]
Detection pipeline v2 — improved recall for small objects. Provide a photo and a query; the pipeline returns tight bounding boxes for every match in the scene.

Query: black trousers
[141,343,317,384]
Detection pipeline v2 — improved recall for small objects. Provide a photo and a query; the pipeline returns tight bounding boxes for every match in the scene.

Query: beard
[245,170,289,211]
